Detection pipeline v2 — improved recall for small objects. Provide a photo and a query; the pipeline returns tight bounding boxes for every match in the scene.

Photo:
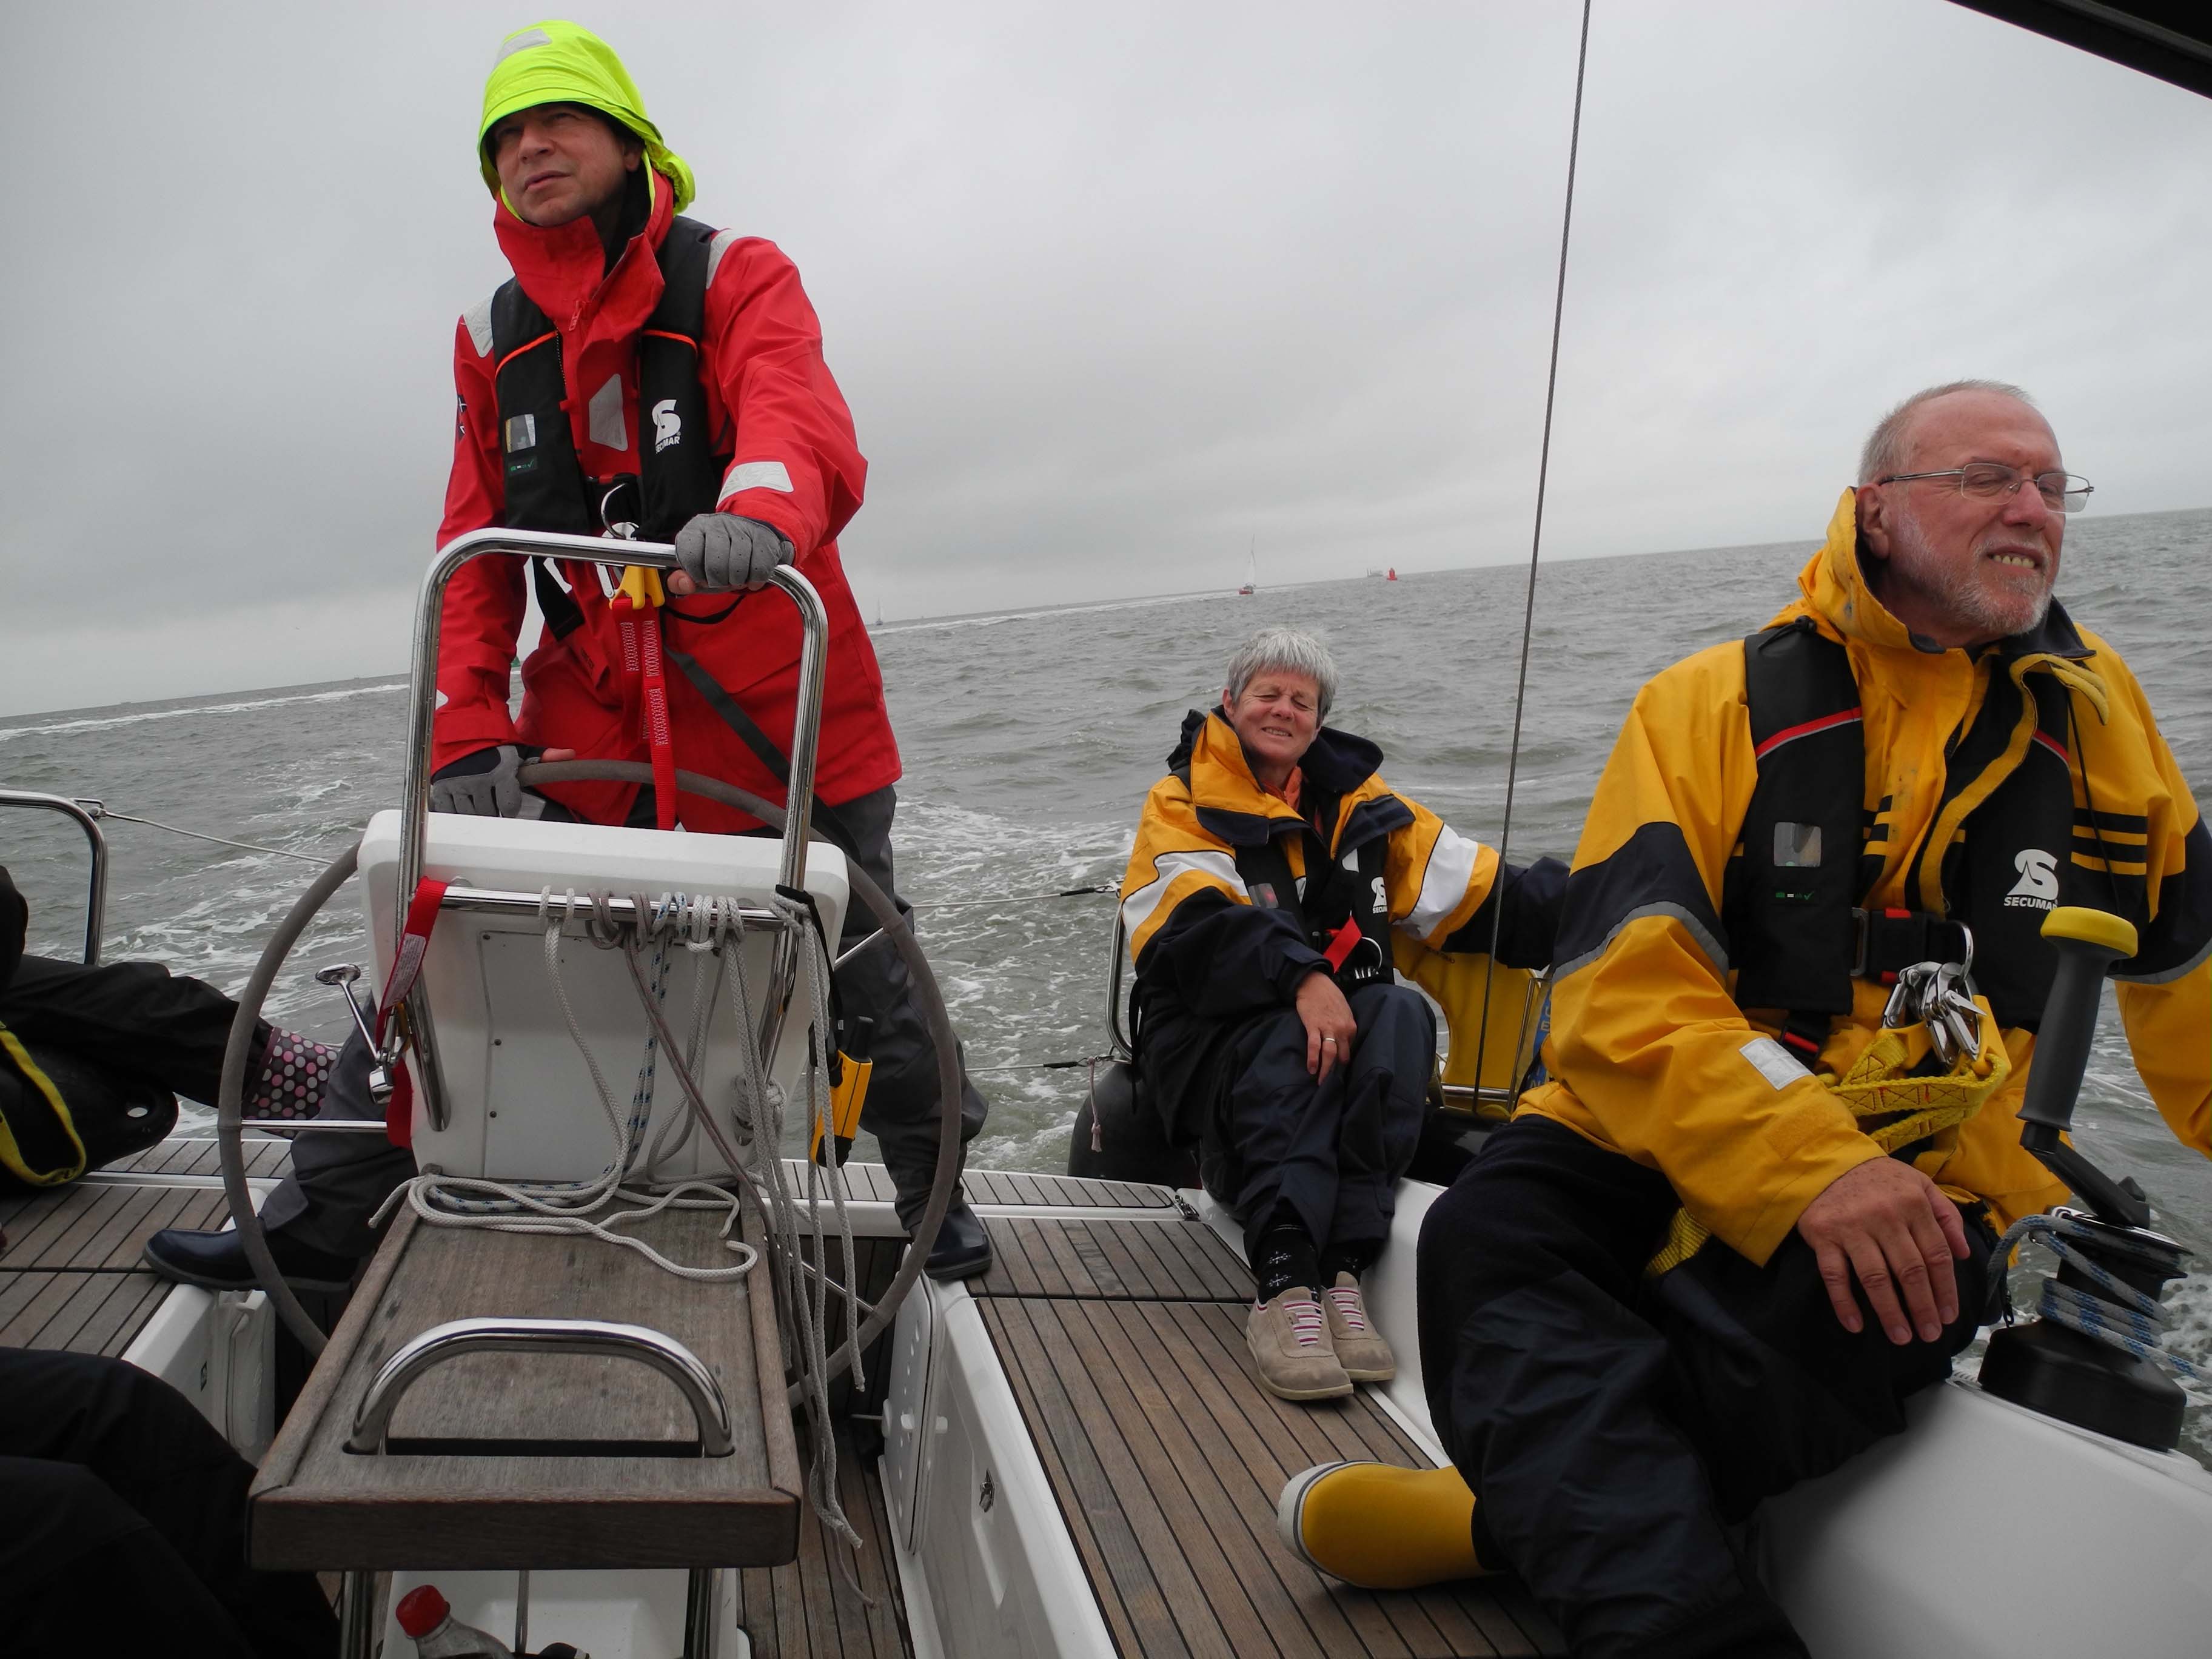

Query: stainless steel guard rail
[398,528,831,1133]
[0,789,107,964]
[344,1315,734,1455]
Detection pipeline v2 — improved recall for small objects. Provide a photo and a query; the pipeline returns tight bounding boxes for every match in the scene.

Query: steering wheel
[215,759,962,1386]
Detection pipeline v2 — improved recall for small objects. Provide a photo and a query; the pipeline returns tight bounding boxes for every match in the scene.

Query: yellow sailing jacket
[1521,491,2212,1265]
[1121,709,1561,1138]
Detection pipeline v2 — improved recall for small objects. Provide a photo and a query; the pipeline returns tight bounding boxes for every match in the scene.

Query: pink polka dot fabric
[245,1028,338,1121]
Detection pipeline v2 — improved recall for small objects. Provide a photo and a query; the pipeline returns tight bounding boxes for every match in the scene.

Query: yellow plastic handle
[616,565,665,610]
[2040,905,2138,958]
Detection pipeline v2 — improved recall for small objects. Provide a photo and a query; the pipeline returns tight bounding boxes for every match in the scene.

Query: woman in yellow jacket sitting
[1119,627,1562,1401]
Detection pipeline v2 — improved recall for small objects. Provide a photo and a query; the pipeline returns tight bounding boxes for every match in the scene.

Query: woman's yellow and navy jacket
[1521,490,2212,1265]
[1121,708,1563,1141]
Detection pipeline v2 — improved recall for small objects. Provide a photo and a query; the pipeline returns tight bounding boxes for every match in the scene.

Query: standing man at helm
[142,19,994,1293]
[1276,383,2212,1657]
[439,20,991,1277]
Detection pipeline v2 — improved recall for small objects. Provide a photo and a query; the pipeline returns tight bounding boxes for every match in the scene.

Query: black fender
[1067,1059,1201,1190]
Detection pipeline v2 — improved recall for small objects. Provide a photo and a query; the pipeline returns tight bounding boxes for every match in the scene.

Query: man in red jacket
[146,22,991,1291]
[440,22,990,1276]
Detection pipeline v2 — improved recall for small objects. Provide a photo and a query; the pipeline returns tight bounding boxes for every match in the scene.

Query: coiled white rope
[367,889,757,1280]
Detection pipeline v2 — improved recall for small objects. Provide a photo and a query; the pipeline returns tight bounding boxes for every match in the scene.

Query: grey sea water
[4,507,2209,1456]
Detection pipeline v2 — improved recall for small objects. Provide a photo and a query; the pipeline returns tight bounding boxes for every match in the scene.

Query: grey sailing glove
[673,513,793,592]
[427,743,550,818]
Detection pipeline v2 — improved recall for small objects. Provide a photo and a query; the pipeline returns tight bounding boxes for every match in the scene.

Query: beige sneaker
[1247,1287,1353,1401]
[1324,1273,1395,1382]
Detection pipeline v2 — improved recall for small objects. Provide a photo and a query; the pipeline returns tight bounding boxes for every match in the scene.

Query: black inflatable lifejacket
[1723,617,2102,1059]
[490,210,732,637]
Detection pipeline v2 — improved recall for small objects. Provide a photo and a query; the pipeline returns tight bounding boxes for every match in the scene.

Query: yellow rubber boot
[1276,1460,1492,1589]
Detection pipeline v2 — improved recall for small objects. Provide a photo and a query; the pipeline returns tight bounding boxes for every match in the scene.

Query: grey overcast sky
[2,1,2208,714]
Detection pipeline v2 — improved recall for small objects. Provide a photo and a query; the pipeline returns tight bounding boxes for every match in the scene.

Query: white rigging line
[1476,0,1594,1079]
[91,807,333,865]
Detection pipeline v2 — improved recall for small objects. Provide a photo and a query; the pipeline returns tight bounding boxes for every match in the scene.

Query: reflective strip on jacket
[434,163,896,830]
[1521,489,2212,1265]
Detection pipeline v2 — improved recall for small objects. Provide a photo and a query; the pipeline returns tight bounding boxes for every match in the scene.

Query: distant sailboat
[1238,538,1256,596]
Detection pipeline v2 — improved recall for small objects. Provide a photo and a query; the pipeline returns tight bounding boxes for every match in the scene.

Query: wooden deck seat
[249,1199,803,1572]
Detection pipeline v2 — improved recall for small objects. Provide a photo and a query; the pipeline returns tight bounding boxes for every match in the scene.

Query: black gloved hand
[672,513,793,592]
[427,743,552,818]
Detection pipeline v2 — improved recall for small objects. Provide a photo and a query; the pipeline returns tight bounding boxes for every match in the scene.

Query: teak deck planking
[0,1147,1544,1655]
[780,1160,1175,1212]
[971,1208,1568,1657]
[987,1298,1566,1658]
[735,1415,914,1659]
[0,1136,292,1358]
[974,1215,1253,1302]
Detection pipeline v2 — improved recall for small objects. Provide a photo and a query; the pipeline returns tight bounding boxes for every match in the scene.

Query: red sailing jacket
[434,169,899,831]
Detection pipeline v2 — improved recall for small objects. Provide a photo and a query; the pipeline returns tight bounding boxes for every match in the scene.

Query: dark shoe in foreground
[1277,1460,1492,1589]
[922,1197,994,1281]
[141,1225,357,1294]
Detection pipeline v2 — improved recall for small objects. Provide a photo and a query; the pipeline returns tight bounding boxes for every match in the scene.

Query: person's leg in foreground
[143,1028,408,1292]
[0,1347,337,1658]
[1210,980,1432,1400]
[828,785,994,1278]
[1282,1116,1990,1658]
[1,953,341,1123]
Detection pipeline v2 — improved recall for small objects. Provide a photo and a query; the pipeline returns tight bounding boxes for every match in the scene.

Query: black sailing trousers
[0,953,270,1103]
[0,1347,337,1657]
[1416,1116,1992,1659]
[1201,979,1434,1258]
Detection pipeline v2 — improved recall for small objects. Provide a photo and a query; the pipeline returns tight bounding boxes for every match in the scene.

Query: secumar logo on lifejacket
[2006,848,2060,910]
[652,398,682,455]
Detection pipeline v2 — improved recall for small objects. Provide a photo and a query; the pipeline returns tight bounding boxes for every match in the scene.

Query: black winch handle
[2015,907,2153,1229]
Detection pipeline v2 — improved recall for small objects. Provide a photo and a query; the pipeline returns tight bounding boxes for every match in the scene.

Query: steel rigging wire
[1475,0,1595,1088]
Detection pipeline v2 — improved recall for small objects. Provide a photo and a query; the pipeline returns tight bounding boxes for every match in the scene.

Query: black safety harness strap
[659,638,863,859]
[1729,619,1974,1061]
[1728,615,2090,1056]
[1730,618,1868,1053]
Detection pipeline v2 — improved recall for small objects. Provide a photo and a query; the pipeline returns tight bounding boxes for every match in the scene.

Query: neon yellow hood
[478,20,695,213]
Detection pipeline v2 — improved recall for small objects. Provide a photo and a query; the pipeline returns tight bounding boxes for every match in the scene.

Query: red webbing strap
[1323,919,1362,973]
[637,612,677,831]
[373,877,449,1145]
[614,602,679,831]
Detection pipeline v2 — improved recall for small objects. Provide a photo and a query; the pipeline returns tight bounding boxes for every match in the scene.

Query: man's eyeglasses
[1875,463,2094,514]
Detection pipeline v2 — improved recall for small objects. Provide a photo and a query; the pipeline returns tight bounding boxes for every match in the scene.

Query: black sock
[1248,1213,1320,1302]
[1319,1237,1380,1284]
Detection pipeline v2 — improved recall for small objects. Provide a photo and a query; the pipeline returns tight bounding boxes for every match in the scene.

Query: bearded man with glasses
[1276,380,2212,1659]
